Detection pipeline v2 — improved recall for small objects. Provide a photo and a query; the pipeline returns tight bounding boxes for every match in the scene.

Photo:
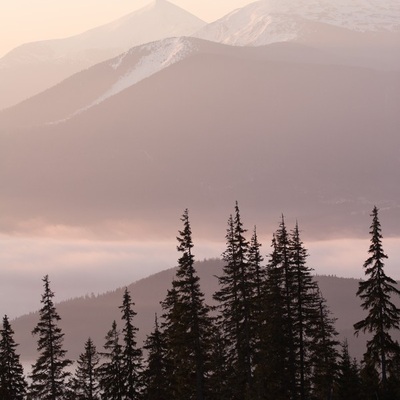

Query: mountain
[194,0,400,46]
[0,0,205,110]
[1,37,355,131]
[10,259,399,363]
[0,37,399,239]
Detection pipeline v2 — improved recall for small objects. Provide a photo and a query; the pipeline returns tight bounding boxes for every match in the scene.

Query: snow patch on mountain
[95,38,196,105]
[48,37,196,125]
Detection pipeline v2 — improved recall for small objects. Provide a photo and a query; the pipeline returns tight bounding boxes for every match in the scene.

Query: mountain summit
[0,0,205,110]
[194,0,400,46]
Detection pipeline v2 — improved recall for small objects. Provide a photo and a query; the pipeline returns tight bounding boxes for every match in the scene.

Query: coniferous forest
[1,204,400,400]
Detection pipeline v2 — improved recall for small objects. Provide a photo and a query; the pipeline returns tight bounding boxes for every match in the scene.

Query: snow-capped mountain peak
[0,0,206,110]
[194,0,400,46]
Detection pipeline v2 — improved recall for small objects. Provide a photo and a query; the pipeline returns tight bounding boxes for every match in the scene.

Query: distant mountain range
[12,259,394,364]
[3,0,400,368]
[0,0,206,110]
[1,0,399,110]
[1,34,399,238]
[195,0,400,46]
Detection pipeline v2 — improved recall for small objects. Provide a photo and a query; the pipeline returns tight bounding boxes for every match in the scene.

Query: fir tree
[354,206,400,395]
[161,209,211,400]
[119,288,143,399]
[98,321,124,400]
[71,338,101,400]
[142,315,170,400]
[29,275,72,400]
[0,315,27,400]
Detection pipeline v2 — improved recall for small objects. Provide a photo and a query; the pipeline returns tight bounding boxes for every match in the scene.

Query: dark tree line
[1,205,400,399]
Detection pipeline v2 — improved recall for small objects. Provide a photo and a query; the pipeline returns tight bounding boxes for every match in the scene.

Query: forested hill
[11,258,393,363]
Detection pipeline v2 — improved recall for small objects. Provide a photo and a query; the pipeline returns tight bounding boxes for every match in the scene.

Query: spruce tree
[98,321,124,400]
[273,215,297,399]
[213,202,253,399]
[290,222,313,399]
[0,315,27,399]
[247,226,268,399]
[119,288,143,399]
[255,234,289,400]
[207,323,233,400]
[29,275,72,400]
[359,353,381,400]
[142,315,170,400]
[160,282,186,399]
[335,340,361,400]
[248,226,266,329]
[161,209,211,400]
[71,338,101,400]
[267,218,338,400]
[309,291,338,400]
[354,206,400,395]
[289,222,323,400]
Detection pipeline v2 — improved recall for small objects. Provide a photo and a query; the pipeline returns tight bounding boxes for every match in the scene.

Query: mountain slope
[1,38,353,131]
[0,39,399,239]
[0,0,205,110]
[11,259,399,363]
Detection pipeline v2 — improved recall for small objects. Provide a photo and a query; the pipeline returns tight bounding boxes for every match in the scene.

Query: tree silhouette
[29,275,72,400]
[119,288,143,399]
[161,209,211,400]
[71,338,101,400]
[143,314,170,400]
[98,321,124,400]
[354,206,400,395]
[0,315,27,399]
[213,203,253,399]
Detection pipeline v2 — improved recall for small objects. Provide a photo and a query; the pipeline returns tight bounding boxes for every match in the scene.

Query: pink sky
[1,0,399,320]
[0,0,255,58]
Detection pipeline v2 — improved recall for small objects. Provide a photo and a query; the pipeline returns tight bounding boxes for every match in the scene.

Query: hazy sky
[0,0,255,58]
[1,0,399,320]
[2,233,400,319]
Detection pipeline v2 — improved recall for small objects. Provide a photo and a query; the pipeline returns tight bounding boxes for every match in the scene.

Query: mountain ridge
[2,0,399,110]
[10,259,399,363]
[1,39,399,240]
[0,0,206,110]
[194,0,400,45]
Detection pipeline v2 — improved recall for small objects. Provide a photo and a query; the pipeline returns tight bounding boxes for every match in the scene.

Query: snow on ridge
[194,0,400,47]
[95,37,196,105]
[47,38,196,125]
[246,0,400,32]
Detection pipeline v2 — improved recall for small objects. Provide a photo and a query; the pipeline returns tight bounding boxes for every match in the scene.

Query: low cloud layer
[0,235,223,319]
[2,234,400,320]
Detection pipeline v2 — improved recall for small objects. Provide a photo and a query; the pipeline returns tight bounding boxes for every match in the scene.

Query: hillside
[11,259,398,363]
[1,38,399,241]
